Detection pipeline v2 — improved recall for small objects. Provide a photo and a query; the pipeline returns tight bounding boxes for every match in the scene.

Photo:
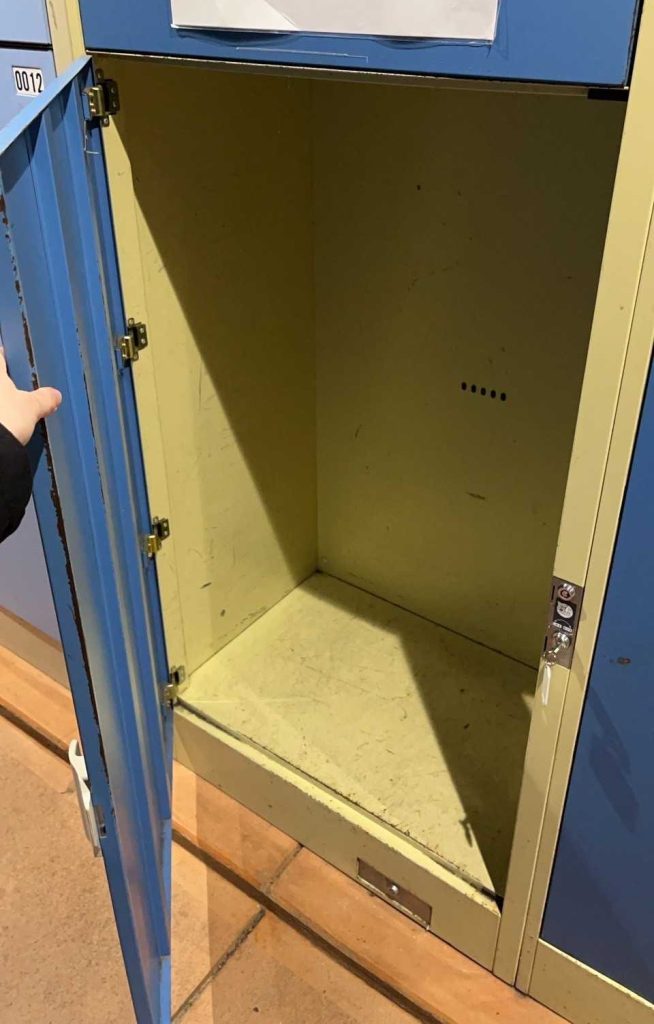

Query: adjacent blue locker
[542,349,654,1003]
[0,0,50,46]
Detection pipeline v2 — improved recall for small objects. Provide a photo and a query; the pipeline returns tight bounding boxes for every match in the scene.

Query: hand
[0,348,62,445]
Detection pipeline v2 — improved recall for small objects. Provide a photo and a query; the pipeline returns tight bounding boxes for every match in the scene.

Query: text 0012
[13,67,44,97]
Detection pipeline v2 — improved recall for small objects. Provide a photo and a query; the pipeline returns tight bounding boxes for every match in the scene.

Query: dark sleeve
[0,422,32,543]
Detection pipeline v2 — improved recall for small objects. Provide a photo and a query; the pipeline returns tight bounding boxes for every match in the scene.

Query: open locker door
[0,57,172,1024]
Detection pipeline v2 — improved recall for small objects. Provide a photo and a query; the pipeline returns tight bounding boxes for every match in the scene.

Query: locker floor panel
[184,573,535,896]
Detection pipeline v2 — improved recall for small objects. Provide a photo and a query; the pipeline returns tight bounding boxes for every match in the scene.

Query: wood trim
[530,942,654,1024]
[174,706,501,971]
[0,607,69,689]
[494,1,654,985]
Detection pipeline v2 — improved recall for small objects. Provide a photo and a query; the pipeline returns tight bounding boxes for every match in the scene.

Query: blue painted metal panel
[0,0,50,46]
[78,0,641,86]
[543,351,654,1003]
[0,49,59,643]
[0,58,172,1024]
[0,48,55,126]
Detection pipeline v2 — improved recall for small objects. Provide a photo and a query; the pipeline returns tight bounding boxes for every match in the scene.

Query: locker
[0,3,653,1022]
[0,0,50,46]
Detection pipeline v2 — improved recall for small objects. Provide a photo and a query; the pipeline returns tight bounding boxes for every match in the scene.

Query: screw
[388,883,400,898]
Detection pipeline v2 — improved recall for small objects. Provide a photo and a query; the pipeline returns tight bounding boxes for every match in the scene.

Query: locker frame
[43,0,654,1012]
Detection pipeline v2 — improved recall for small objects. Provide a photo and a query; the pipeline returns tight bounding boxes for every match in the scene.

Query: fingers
[31,386,63,421]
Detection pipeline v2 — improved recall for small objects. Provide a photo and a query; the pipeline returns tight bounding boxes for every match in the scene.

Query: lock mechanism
[542,577,584,670]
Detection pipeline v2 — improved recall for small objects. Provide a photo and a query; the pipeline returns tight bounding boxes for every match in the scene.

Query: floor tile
[172,842,260,1013]
[0,717,134,1023]
[174,761,299,891]
[271,849,563,1024]
[181,913,419,1024]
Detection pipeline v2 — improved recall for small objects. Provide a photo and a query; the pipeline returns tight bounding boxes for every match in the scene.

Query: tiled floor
[0,714,420,1023]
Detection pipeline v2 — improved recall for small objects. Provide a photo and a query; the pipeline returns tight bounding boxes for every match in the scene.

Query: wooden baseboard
[0,607,68,689]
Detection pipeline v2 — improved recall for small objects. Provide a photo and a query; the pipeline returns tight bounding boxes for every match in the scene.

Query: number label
[13,67,44,98]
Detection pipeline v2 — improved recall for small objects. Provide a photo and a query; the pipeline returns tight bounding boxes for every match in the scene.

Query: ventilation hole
[460,383,507,402]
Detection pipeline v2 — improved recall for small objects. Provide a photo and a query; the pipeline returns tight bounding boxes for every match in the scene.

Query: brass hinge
[118,319,149,366]
[84,71,120,126]
[162,666,187,707]
[143,517,170,559]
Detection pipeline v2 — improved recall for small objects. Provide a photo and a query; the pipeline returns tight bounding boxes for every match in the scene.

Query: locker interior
[107,58,624,900]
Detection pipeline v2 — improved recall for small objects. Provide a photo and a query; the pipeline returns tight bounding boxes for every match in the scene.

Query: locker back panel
[314,84,623,666]
[79,0,641,87]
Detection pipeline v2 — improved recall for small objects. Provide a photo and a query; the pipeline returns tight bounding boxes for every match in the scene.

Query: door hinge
[118,319,149,366]
[68,739,103,858]
[143,516,170,559]
[162,665,187,706]
[84,71,120,126]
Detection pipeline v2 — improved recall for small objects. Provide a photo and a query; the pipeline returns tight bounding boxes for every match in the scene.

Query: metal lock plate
[543,576,584,669]
[358,860,432,927]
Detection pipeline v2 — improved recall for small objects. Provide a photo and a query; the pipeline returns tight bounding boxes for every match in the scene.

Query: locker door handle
[68,739,102,858]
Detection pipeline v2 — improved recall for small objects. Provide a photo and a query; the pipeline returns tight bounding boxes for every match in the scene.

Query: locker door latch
[84,71,120,127]
[68,739,102,858]
[542,577,584,670]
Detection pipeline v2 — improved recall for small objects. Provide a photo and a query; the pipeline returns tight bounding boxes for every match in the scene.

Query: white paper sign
[171,0,500,42]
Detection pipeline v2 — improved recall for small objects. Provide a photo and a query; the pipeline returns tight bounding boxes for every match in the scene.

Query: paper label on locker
[171,0,500,41]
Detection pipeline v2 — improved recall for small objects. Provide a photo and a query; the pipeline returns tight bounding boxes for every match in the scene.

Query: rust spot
[21,312,36,367]
[0,192,7,226]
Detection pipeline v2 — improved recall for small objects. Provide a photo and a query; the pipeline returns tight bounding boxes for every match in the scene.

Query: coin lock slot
[543,577,584,670]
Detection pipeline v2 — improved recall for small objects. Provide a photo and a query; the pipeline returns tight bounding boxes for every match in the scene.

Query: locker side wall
[103,59,317,676]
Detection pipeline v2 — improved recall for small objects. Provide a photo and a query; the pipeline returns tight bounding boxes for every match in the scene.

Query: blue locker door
[542,349,654,1003]
[0,58,172,1024]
